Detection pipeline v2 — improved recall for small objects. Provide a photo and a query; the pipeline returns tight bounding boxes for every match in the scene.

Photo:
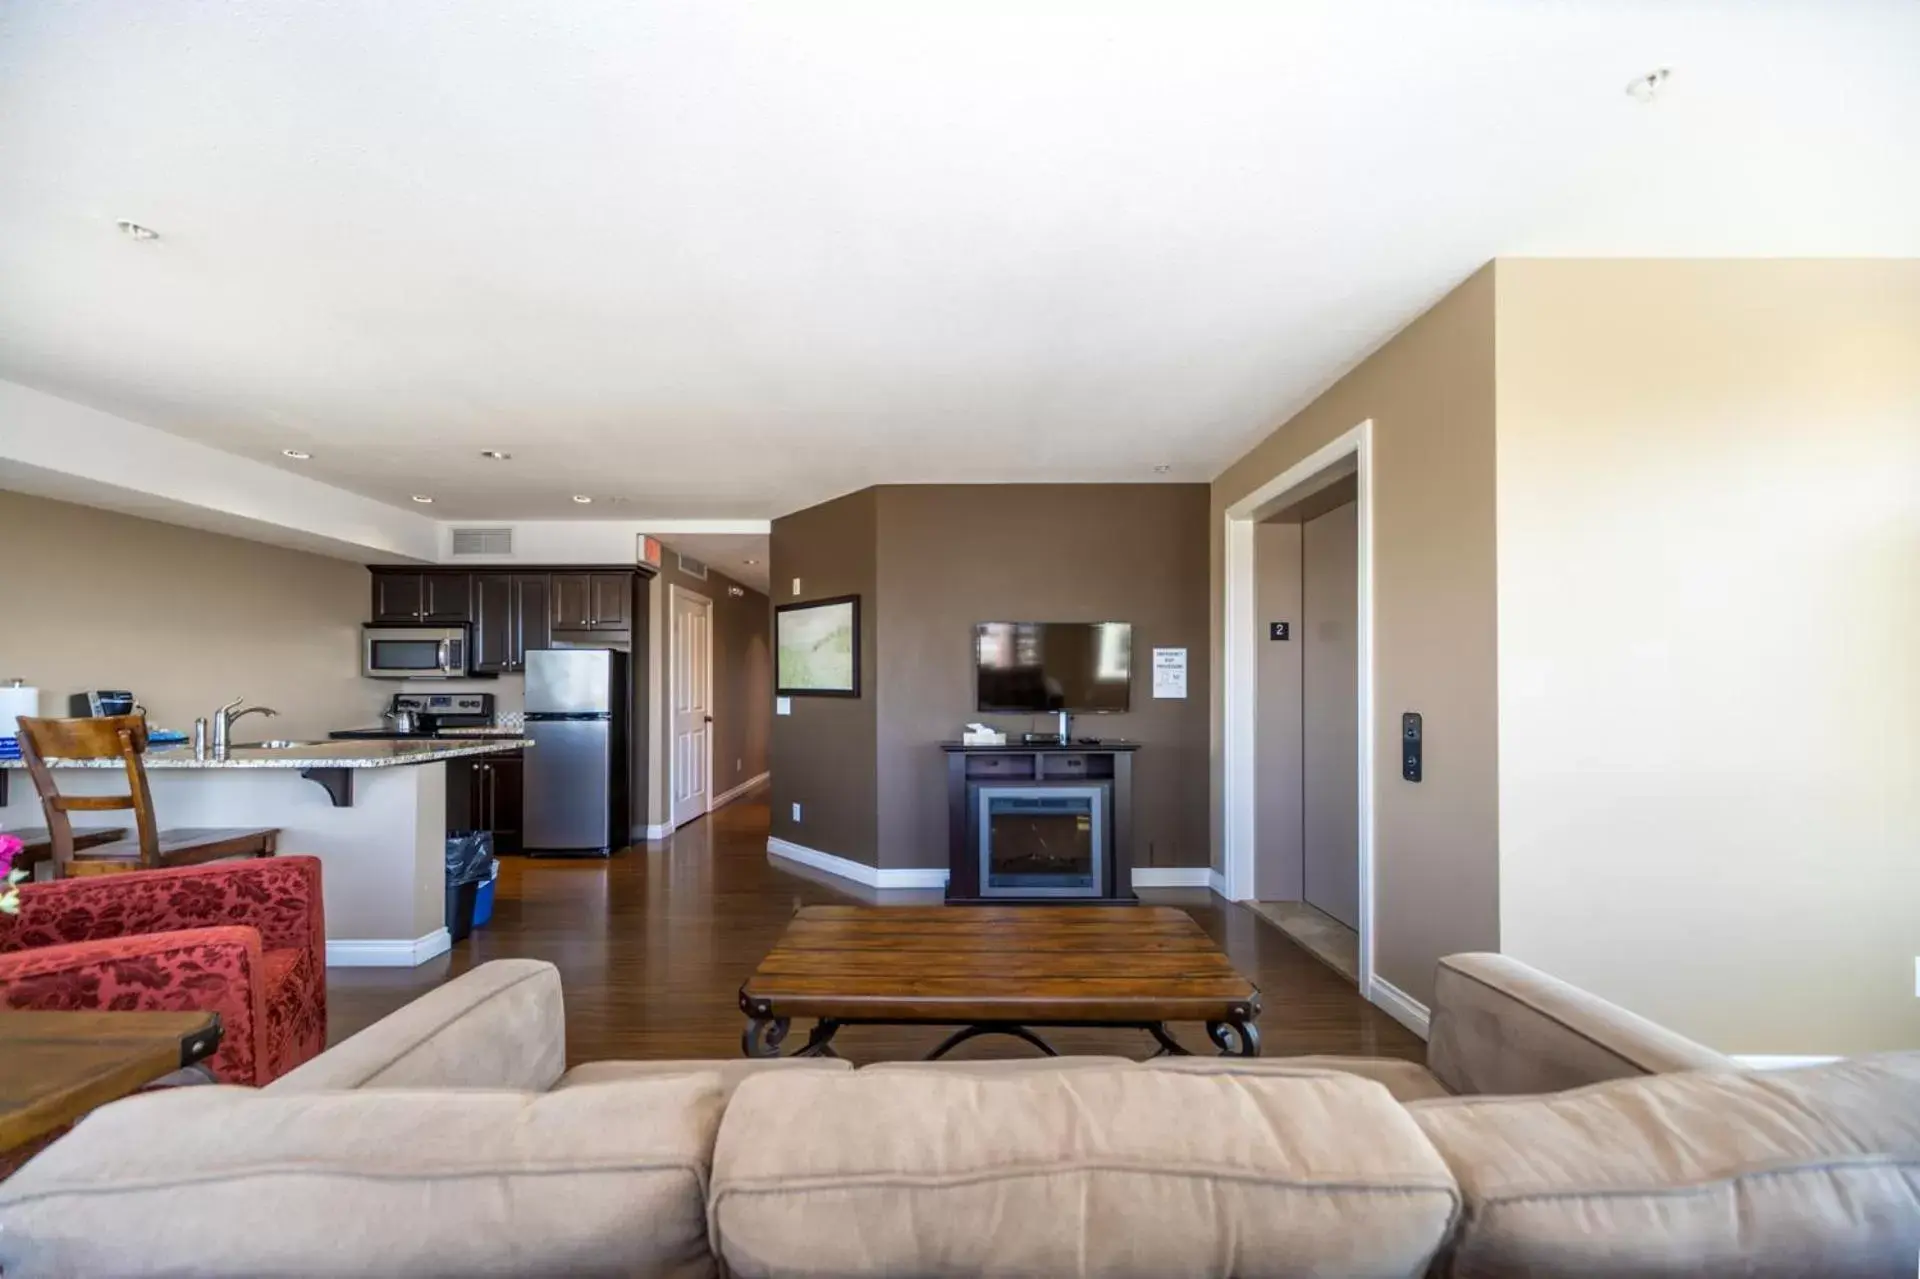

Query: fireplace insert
[972,784,1108,898]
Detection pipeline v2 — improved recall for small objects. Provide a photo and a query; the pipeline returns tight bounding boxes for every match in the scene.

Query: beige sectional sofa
[2,953,1915,1277]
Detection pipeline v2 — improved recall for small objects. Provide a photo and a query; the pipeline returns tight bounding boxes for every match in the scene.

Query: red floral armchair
[0,856,327,1085]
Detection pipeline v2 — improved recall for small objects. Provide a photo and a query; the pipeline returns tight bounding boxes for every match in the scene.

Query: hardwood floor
[327,787,1423,1065]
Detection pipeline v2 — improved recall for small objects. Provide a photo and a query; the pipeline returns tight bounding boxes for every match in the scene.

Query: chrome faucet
[213,697,279,757]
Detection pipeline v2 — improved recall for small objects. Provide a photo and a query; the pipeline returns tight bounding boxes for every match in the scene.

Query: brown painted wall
[769,489,880,863]
[874,484,1211,870]
[0,491,386,737]
[1211,263,1500,1007]
[654,550,771,812]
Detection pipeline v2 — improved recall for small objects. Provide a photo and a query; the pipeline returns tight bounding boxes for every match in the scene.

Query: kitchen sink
[236,740,323,749]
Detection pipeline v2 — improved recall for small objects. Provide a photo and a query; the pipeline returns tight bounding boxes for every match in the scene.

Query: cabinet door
[445,758,480,831]
[488,753,525,854]
[421,573,473,623]
[470,574,513,673]
[512,574,550,668]
[589,573,631,629]
[551,574,593,630]
[371,572,424,623]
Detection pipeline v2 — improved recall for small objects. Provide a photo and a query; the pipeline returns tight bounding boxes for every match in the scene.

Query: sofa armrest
[1427,953,1737,1096]
[268,959,564,1093]
[0,927,271,1086]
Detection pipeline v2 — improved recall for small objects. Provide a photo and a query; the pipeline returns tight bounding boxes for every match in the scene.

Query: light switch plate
[776,696,792,716]
[791,802,802,822]
[791,577,802,596]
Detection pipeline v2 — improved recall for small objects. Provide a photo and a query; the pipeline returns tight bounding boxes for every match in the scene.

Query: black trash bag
[444,832,495,943]
[445,831,494,886]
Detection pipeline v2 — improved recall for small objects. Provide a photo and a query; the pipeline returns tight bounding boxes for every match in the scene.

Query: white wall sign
[1151,647,1187,699]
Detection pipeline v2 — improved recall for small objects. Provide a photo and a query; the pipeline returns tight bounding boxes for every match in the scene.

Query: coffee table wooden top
[742,905,1259,1023]
[0,1010,222,1151]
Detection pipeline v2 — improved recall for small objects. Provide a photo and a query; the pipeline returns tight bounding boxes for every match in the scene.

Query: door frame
[1222,419,1377,992]
[667,583,716,827]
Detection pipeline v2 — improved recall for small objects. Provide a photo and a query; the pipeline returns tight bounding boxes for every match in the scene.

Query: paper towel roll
[0,684,39,739]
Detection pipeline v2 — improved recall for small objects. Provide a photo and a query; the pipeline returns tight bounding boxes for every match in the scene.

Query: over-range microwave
[363,625,468,679]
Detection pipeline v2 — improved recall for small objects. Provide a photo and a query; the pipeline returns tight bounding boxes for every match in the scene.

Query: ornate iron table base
[740,1000,1261,1061]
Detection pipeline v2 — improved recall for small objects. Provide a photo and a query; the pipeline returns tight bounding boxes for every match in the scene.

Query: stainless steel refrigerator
[524,647,626,856]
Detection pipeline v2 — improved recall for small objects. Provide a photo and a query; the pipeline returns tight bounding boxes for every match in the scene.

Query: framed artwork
[776,594,861,697]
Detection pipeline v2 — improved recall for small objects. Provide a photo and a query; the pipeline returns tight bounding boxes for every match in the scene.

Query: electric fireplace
[973,785,1108,899]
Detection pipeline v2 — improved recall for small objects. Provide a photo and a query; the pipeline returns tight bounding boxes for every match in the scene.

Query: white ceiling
[1,2,1915,523]
[659,534,771,594]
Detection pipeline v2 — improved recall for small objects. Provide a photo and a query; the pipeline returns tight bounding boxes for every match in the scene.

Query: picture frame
[775,594,861,697]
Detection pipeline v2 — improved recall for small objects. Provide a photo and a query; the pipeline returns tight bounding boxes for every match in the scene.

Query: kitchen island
[0,740,526,967]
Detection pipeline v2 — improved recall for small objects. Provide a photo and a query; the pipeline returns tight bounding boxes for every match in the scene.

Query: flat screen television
[975,621,1133,714]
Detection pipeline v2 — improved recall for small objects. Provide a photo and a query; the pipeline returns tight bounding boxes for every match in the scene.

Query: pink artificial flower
[0,832,22,876]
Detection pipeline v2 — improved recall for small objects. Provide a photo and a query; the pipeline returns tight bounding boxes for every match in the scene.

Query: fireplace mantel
[939,741,1140,905]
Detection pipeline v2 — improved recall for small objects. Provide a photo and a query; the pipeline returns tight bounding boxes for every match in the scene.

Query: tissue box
[961,728,1007,746]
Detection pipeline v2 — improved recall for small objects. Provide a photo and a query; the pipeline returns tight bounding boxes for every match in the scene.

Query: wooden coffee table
[739,905,1261,1059]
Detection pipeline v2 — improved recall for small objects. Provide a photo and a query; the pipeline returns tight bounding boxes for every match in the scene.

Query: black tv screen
[975,622,1133,714]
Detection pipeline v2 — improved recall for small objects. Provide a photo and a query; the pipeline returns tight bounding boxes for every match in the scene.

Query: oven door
[364,627,468,679]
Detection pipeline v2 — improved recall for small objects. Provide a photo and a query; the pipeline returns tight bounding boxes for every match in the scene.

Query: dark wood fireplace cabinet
[941,742,1139,905]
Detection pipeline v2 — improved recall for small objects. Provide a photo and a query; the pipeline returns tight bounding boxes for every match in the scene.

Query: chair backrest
[16,716,161,873]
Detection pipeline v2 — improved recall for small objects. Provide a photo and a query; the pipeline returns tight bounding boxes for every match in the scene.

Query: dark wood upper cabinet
[371,571,471,624]
[471,574,514,673]
[374,568,634,648]
[473,573,554,673]
[421,573,472,623]
[589,573,630,629]
[371,573,425,623]
[514,574,551,661]
[551,573,593,630]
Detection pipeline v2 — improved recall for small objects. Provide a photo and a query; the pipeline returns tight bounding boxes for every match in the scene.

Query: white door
[1302,501,1360,929]
[670,587,714,827]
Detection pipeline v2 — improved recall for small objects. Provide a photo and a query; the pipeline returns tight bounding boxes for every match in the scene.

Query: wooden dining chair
[16,715,279,878]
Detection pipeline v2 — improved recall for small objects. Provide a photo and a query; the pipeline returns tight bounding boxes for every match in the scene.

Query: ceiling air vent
[450,527,514,556]
[676,552,709,580]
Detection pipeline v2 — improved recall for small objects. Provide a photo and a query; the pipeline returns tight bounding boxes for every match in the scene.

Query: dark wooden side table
[0,1011,223,1154]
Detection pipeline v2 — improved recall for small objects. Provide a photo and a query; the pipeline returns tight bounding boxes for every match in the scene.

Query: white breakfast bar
[0,739,525,966]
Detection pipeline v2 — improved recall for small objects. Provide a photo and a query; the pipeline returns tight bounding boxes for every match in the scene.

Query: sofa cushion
[712,1066,1459,1278]
[0,1076,724,1278]
[557,1055,851,1099]
[1149,1055,1451,1103]
[1411,1054,1920,1277]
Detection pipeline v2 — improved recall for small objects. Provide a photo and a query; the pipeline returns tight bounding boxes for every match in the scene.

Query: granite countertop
[0,739,528,771]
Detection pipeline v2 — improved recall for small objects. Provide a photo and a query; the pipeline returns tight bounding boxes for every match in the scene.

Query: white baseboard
[1369,975,1431,1040]
[1130,867,1214,889]
[326,929,452,968]
[632,822,673,841]
[1732,1054,1843,1070]
[709,771,771,811]
[767,837,949,890]
[1208,868,1228,897]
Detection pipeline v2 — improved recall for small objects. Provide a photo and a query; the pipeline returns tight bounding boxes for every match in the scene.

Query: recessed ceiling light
[411,494,434,504]
[281,448,311,460]
[479,449,512,460]
[571,494,593,504]
[743,558,760,566]
[115,219,159,241]
[1153,464,1172,474]
[1625,67,1670,103]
